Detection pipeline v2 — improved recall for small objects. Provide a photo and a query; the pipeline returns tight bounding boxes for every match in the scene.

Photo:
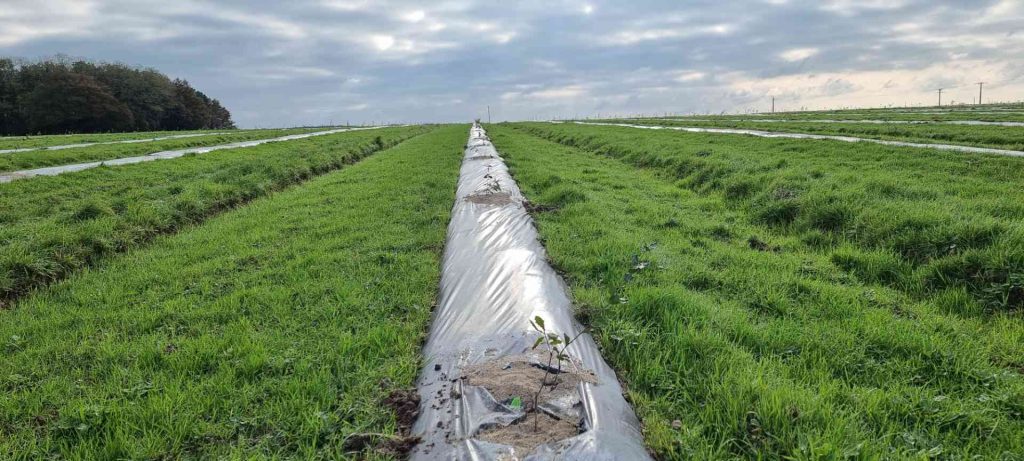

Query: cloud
[1,0,1021,126]
[676,71,706,82]
[779,47,819,62]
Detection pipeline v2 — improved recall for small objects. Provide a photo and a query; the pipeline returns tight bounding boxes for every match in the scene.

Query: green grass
[0,127,336,172]
[0,125,465,459]
[0,129,210,150]
[0,125,431,305]
[653,104,1024,123]
[0,127,345,150]
[487,124,1024,459]
[513,122,1024,314]
[608,118,1024,151]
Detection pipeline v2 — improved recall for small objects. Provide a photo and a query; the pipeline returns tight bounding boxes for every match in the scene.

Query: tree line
[0,57,235,136]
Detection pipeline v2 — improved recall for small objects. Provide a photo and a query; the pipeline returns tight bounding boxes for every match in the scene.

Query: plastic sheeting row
[410,124,651,460]
[0,132,228,155]
[571,121,1024,157]
[0,126,388,183]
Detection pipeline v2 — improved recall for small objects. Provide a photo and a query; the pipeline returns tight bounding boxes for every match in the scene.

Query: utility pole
[937,88,943,107]
[977,82,984,105]
[771,96,775,113]
[487,105,491,124]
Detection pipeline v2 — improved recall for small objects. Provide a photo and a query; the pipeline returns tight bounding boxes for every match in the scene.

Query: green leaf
[534,316,545,329]
[532,336,545,350]
[564,333,571,345]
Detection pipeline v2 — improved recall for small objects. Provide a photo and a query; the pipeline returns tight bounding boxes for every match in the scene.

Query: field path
[411,124,650,459]
[576,121,1024,157]
[0,126,390,183]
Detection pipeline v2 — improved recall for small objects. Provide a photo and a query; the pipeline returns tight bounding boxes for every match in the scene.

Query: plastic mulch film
[411,124,651,460]
[0,126,389,183]
[0,132,229,155]
[573,121,1024,157]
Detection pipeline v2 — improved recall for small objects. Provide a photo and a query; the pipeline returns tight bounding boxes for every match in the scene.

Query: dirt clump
[524,200,559,213]
[383,388,420,432]
[336,387,425,458]
[477,412,583,455]
[462,355,597,454]
[465,192,515,206]
[463,357,596,406]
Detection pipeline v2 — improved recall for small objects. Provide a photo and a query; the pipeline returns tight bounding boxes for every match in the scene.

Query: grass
[487,124,1024,459]
[0,125,431,305]
[653,104,1024,123]
[0,127,335,172]
[607,118,1024,151]
[0,129,210,150]
[513,122,1024,314]
[0,127,345,150]
[0,125,465,459]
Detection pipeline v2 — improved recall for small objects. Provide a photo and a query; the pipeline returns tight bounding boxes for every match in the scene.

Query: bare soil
[477,412,582,455]
[463,356,596,406]
[463,355,597,454]
[465,192,515,206]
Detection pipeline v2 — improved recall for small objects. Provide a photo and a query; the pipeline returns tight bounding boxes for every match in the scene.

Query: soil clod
[383,388,421,433]
[477,412,582,455]
[460,355,598,454]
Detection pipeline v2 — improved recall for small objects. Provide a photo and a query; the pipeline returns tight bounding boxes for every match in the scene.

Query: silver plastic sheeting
[0,132,229,155]
[573,121,1024,158]
[410,124,650,460]
[0,126,387,183]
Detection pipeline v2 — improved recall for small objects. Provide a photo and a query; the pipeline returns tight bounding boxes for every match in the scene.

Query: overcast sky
[2,0,1023,127]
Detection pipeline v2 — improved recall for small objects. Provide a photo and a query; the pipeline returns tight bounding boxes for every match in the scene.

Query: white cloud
[371,34,396,51]
[779,47,819,62]
[676,71,706,82]
[603,23,735,45]
[401,9,426,23]
[821,0,908,16]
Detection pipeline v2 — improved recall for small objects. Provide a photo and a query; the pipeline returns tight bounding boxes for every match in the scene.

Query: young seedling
[529,315,586,432]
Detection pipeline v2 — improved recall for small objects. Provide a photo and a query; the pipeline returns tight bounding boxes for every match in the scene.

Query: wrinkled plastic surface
[411,124,650,460]
[0,132,228,155]
[574,122,1024,157]
[0,127,387,183]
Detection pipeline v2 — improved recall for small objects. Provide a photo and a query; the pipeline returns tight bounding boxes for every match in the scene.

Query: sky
[2,0,1023,127]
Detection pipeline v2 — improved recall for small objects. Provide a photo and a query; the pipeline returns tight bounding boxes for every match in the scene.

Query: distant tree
[22,71,134,134]
[78,62,177,131]
[208,98,235,129]
[164,79,212,130]
[0,57,235,135]
[0,58,22,134]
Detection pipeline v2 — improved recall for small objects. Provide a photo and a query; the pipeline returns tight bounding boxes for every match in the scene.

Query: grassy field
[3,116,1022,459]
[604,118,1024,151]
[489,124,1024,459]
[514,122,1024,314]
[0,125,465,459]
[0,130,209,150]
[0,127,338,172]
[0,125,430,305]
[0,127,344,150]
[652,104,1024,123]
